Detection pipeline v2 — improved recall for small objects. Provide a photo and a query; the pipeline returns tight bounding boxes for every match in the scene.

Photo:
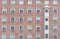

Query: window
[10,33,15,39]
[19,16,24,22]
[53,0,58,5]
[45,34,48,38]
[36,0,41,5]
[53,33,58,39]
[2,0,7,5]
[10,25,14,30]
[2,34,6,39]
[36,8,40,13]
[53,8,58,14]
[10,0,15,5]
[19,8,24,14]
[45,18,48,21]
[10,8,15,14]
[36,33,40,39]
[2,8,7,14]
[44,8,49,13]
[36,16,40,22]
[53,16,58,22]
[45,25,48,30]
[44,0,49,5]
[10,16,14,22]
[28,8,32,13]
[19,25,24,30]
[27,25,32,30]
[19,34,23,39]
[27,33,32,39]
[36,25,40,30]
[28,0,32,5]
[2,25,6,30]
[2,16,6,22]
[53,25,58,30]
[19,0,24,5]
[27,16,32,22]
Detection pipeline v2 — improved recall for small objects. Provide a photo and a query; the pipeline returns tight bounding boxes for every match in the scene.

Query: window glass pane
[10,34,15,38]
[27,33,32,39]
[28,0,32,5]
[2,8,7,14]
[36,33,40,39]
[36,8,40,13]
[19,25,23,30]
[53,1,58,5]
[27,25,32,30]
[45,25,48,30]
[36,16,40,22]
[19,8,24,14]
[10,16,14,22]
[44,1,49,5]
[19,34,23,39]
[53,33,58,39]
[19,0,24,5]
[2,34,6,39]
[2,16,6,22]
[53,8,58,14]
[2,25,6,30]
[36,0,41,5]
[28,8,32,13]
[10,1,15,5]
[45,34,48,38]
[28,16,32,22]
[36,25,40,30]
[10,25,14,30]
[19,16,24,22]
[10,8,15,14]
[2,1,7,5]
[53,25,58,30]
[53,16,58,22]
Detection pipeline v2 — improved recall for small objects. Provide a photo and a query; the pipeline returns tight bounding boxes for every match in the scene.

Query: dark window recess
[19,35,23,39]
[20,26,23,30]
[20,10,23,13]
[3,11,6,14]
[45,18,48,21]
[36,37,40,39]
[45,25,48,30]
[37,10,40,13]
[28,10,31,13]
[45,10,48,12]
[54,9,57,13]
[20,17,23,22]
[45,34,48,38]
[3,27,6,30]
[54,34,57,39]
[11,10,14,13]
[37,27,40,30]
[11,17,14,22]
[11,26,14,30]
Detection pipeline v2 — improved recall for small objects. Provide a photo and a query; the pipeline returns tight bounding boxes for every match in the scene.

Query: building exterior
[0,0,60,39]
